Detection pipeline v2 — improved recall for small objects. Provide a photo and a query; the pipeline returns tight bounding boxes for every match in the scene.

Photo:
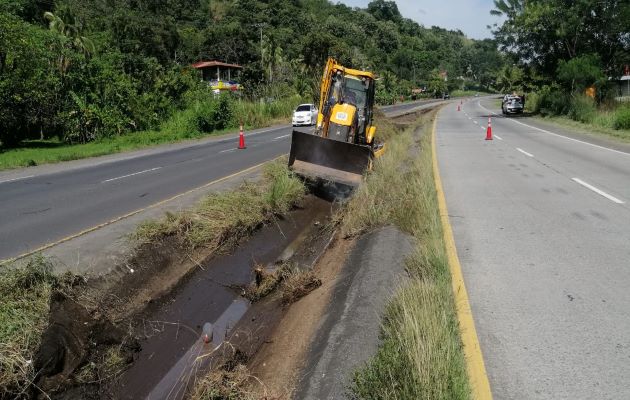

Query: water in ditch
[110,195,334,399]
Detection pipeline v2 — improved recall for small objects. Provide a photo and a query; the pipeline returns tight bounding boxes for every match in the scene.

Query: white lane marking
[219,149,236,154]
[473,120,478,124]
[494,135,503,140]
[245,126,287,136]
[476,101,630,157]
[572,178,625,204]
[516,148,534,157]
[101,167,162,183]
[0,175,35,184]
[274,134,291,140]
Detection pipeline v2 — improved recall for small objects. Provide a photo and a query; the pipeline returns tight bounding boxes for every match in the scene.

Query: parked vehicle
[502,95,524,115]
[292,104,318,126]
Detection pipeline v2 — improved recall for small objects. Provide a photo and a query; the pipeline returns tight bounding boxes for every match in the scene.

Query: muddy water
[112,196,333,400]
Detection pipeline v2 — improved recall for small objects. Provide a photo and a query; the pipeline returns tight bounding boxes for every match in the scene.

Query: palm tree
[44,11,95,73]
[490,0,524,19]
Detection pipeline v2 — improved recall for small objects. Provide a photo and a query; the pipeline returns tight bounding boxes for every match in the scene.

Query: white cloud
[336,0,504,39]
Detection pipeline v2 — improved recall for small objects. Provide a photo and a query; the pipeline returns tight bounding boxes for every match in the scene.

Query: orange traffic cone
[485,117,493,140]
[457,104,461,111]
[238,123,246,149]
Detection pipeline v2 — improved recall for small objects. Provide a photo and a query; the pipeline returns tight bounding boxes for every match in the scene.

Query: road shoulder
[294,226,413,399]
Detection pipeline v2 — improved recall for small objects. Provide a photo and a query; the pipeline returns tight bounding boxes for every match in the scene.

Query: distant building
[192,60,243,92]
[614,76,630,100]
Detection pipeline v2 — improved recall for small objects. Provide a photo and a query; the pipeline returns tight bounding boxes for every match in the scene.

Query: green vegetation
[342,113,469,399]
[133,159,305,250]
[2,0,505,155]
[491,0,630,135]
[0,256,75,397]
[450,89,490,97]
[0,94,300,170]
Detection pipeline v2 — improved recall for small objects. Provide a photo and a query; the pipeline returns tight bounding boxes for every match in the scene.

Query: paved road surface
[0,100,436,261]
[437,98,630,399]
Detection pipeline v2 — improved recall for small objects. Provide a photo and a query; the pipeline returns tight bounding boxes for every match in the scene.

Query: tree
[491,0,630,76]
[428,69,448,96]
[367,0,401,22]
[496,65,523,92]
[556,55,605,93]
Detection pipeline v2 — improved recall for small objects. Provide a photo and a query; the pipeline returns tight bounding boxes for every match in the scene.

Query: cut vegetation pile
[342,111,471,399]
[133,159,305,250]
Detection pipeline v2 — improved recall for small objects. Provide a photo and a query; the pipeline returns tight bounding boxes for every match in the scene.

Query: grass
[243,263,321,304]
[0,98,299,171]
[132,159,305,251]
[243,263,287,303]
[533,114,630,142]
[343,113,471,399]
[0,256,75,397]
[279,268,321,305]
[191,364,260,400]
[75,346,127,384]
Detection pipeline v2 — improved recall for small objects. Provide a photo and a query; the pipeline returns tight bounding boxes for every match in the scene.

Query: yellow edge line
[0,157,282,266]
[431,112,493,399]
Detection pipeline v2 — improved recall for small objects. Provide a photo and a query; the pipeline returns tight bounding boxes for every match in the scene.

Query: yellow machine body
[289,58,382,187]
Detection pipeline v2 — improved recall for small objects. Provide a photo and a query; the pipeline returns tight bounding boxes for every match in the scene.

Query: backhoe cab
[288,58,383,187]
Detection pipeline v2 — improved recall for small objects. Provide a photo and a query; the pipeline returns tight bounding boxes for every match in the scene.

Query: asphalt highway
[437,98,630,399]
[0,100,434,261]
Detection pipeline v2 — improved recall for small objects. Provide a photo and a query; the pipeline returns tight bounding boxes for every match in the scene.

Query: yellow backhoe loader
[288,58,384,187]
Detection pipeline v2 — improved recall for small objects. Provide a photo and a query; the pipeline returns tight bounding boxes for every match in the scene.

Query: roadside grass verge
[132,159,305,251]
[0,256,75,397]
[532,114,630,142]
[0,97,299,171]
[343,113,471,399]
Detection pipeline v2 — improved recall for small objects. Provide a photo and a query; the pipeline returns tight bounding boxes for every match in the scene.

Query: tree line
[490,0,630,128]
[0,0,507,148]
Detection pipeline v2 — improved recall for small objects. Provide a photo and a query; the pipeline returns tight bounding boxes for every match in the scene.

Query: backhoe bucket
[288,130,373,186]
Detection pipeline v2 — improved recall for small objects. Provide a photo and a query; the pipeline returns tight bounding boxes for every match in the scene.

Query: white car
[292,104,318,127]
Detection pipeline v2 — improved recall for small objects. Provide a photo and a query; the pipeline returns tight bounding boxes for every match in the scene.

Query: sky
[336,0,504,40]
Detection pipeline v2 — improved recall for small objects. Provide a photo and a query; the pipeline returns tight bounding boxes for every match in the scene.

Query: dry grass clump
[133,159,305,251]
[279,269,321,305]
[190,350,278,400]
[243,262,321,305]
[0,256,77,397]
[242,263,286,303]
[75,345,128,384]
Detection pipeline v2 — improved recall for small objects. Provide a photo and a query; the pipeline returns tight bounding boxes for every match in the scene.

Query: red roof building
[192,60,243,85]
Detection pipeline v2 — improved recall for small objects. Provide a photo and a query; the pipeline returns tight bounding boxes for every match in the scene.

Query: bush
[537,87,569,116]
[613,106,630,130]
[568,95,597,124]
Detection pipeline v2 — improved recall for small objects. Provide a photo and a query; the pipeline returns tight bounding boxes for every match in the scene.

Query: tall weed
[568,95,597,123]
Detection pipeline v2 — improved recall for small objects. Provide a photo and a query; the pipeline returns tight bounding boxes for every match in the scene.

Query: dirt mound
[33,292,134,397]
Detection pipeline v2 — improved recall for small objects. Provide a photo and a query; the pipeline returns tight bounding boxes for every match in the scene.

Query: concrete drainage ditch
[107,195,337,400]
